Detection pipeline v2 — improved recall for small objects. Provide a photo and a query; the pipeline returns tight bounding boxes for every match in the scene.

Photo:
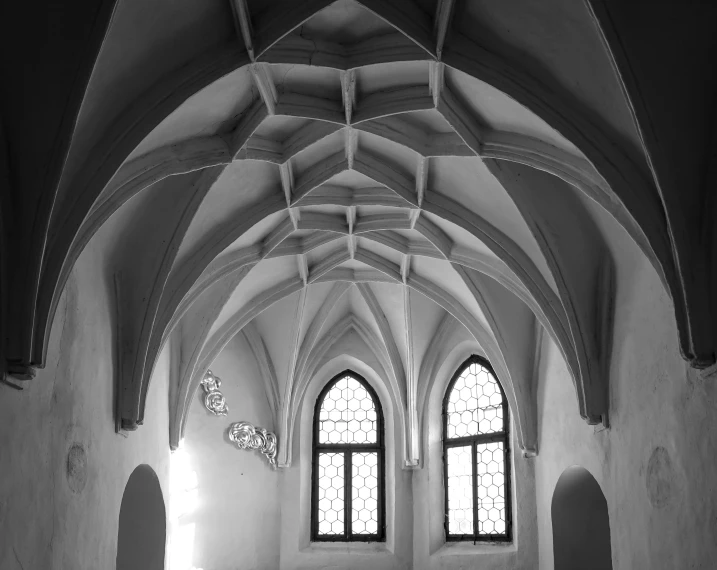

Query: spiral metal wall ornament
[200,370,228,416]
[228,421,278,467]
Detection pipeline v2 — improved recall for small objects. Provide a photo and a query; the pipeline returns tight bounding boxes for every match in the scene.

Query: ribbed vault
[8,0,709,463]
[118,0,616,464]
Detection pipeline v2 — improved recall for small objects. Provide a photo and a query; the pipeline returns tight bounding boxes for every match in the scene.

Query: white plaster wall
[181,334,280,570]
[0,240,172,570]
[534,207,717,569]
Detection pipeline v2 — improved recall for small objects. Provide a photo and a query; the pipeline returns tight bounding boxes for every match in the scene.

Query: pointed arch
[442,355,512,541]
[286,313,402,468]
[311,369,386,540]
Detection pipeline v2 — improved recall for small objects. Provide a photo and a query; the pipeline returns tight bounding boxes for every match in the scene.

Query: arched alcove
[117,464,166,570]
[552,466,612,570]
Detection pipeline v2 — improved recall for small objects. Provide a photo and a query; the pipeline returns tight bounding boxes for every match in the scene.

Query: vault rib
[229,0,255,61]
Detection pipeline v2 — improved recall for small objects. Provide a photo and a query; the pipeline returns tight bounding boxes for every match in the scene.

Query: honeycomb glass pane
[476,441,507,535]
[446,445,474,535]
[446,362,504,439]
[317,453,345,536]
[319,376,378,444]
[351,452,379,535]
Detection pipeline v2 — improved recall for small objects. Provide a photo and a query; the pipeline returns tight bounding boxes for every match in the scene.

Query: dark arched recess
[552,465,612,570]
[117,464,166,570]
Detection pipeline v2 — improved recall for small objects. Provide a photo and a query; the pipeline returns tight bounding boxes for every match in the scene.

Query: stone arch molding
[8,0,701,455]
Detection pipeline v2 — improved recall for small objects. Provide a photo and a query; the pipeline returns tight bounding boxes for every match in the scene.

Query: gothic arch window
[312,370,385,542]
[443,355,512,542]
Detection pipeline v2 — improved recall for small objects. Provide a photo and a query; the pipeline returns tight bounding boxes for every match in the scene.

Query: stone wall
[0,240,171,570]
[533,198,717,569]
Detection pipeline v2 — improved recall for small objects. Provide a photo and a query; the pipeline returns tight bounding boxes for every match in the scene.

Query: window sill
[434,541,516,557]
[302,542,391,555]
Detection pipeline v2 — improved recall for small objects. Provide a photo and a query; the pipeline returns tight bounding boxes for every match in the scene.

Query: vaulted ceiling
[2,0,716,460]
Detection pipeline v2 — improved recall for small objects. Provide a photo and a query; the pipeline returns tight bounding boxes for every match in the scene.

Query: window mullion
[311,450,319,540]
[471,442,479,542]
[442,430,449,540]
[344,450,352,539]
[445,433,506,447]
[379,447,385,539]
[316,444,381,452]
[503,432,512,540]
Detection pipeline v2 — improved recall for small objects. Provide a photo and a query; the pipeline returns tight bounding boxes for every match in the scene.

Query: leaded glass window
[443,355,512,542]
[312,371,385,541]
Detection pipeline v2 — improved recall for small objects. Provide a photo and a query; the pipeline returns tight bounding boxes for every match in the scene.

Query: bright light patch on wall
[170,445,199,520]
[170,523,196,570]
[169,443,202,570]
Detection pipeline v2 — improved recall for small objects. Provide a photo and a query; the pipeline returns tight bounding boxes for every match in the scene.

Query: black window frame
[311,370,386,542]
[442,355,513,543]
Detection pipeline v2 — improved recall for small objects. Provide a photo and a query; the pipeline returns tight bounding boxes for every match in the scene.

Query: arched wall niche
[424,340,488,555]
[116,464,167,570]
[297,354,397,550]
[552,465,613,570]
[414,339,537,566]
[279,352,412,570]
